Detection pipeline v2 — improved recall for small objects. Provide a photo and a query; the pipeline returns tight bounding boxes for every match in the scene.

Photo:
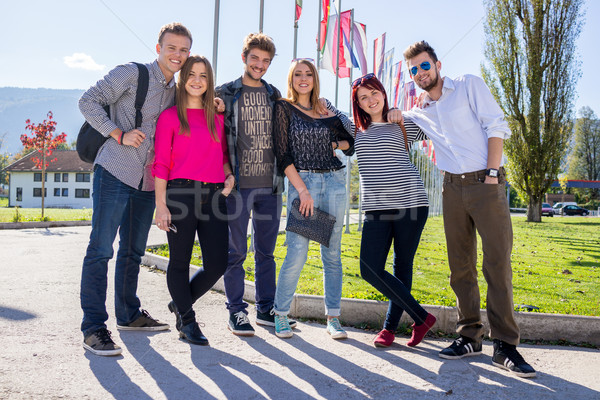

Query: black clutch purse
[286,198,336,247]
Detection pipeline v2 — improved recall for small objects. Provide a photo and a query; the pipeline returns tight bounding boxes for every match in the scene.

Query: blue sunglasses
[410,61,431,76]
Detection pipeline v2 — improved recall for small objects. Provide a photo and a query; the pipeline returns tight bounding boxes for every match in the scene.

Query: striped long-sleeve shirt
[354,118,429,211]
[78,60,176,191]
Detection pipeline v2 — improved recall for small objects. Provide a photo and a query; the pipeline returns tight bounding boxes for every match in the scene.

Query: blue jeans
[360,207,429,331]
[80,165,155,337]
[274,169,346,317]
[224,187,282,314]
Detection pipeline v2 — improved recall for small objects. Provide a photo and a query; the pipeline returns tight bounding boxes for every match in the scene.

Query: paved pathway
[1,226,599,399]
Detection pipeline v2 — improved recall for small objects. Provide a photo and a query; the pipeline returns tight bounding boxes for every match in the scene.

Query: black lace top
[273,99,355,173]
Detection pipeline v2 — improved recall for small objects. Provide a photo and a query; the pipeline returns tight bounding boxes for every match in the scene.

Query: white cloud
[63,53,105,71]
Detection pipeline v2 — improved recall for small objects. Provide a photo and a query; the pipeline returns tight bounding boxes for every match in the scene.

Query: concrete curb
[0,220,91,229]
[141,251,600,346]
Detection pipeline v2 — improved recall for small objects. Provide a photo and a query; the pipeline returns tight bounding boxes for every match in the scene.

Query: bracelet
[119,131,125,145]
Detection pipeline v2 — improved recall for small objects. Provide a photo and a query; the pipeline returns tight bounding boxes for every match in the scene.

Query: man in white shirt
[389,41,535,378]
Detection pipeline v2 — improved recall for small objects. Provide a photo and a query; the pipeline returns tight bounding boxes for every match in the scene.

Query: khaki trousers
[442,168,520,345]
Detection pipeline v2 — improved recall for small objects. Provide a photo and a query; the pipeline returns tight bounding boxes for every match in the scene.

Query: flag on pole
[295,0,303,22]
[318,0,330,51]
[392,61,403,107]
[351,21,368,75]
[380,48,394,95]
[321,11,353,78]
[373,33,386,78]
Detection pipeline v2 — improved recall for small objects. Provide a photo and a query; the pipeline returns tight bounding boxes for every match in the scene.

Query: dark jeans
[165,179,229,324]
[359,207,429,331]
[80,165,155,337]
[224,187,282,314]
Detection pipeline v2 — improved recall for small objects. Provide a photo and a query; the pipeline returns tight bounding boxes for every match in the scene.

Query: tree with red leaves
[20,111,66,219]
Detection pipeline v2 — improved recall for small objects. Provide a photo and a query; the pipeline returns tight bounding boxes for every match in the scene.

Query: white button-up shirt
[404,74,511,174]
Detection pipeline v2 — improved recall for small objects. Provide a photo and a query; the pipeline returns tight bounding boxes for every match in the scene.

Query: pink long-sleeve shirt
[152,106,228,183]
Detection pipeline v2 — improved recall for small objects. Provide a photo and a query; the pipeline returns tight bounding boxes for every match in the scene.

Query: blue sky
[3,0,598,117]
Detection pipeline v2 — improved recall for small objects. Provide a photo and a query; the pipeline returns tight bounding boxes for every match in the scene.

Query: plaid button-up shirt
[79,60,176,191]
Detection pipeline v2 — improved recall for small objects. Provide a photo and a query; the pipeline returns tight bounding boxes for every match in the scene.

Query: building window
[75,189,90,198]
[16,187,22,201]
[54,173,61,182]
[62,188,68,197]
[54,188,60,197]
[33,172,47,182]
[62,173,68,182]
[76,173,91,182]
[33,188,47,197]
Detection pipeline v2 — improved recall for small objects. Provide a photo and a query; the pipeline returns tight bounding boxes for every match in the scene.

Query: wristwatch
[485,168,499,178]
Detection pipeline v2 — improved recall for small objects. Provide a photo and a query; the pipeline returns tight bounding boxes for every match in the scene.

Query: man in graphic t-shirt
[216,33,296,336]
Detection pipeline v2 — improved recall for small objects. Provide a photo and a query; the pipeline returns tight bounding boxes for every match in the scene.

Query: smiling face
[156,32,191,82]
[407,51,441,93]
[357,86,385,121]
[184,61,208,104]
[292,63,314,96]
[242,48,272,84]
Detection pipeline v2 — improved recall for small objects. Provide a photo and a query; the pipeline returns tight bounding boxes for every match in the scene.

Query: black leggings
[165,179,229,324]
[359,207,429,330]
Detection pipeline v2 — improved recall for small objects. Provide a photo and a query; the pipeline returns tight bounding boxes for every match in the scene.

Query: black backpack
[76,62,149,163]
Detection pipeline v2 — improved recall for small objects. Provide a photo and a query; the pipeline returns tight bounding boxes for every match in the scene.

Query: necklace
[296,103,313,111]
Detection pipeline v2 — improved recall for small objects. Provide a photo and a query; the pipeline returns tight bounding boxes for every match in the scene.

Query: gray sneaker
[83,328,122,356]
[116,309,170,331]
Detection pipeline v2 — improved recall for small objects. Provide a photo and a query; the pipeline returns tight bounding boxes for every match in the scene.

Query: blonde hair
[175,55,220,141]
[285,59,320,109]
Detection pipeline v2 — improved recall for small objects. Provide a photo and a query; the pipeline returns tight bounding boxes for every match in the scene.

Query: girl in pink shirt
[153,55,234,346]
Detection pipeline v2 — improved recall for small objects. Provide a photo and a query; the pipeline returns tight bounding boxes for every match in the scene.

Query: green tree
[0,133,10,186]
[481,0,584,222]
[568,106,600,199]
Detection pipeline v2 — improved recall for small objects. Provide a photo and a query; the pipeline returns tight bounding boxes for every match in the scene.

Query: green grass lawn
[0,204,93,222]
[148,216,600,317]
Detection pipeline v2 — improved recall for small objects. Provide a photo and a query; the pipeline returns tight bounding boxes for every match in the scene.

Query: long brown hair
[285,59,320,109]
[175,55,220,141]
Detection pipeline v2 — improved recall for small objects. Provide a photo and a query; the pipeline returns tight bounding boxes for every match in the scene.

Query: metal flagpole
[259,0,265,32]
[334,0,341,107]
[317,0,322,69]
[344,9,354,234]
[212,0,220,82]
[293,3,298,59]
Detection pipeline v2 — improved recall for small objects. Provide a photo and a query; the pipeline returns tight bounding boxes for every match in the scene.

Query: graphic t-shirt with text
[236,85,274,188]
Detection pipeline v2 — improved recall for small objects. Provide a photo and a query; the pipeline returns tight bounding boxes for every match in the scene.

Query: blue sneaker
[274,314,293,338]
[327,317,347,340]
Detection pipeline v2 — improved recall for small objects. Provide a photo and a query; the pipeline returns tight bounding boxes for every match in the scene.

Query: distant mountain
[0,87,85,154]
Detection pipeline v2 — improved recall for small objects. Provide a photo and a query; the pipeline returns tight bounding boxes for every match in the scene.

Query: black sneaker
[256,307,297,329]
[83,328,122,356]
[228,311,255,336]
[116,309,170,331]
[492,339,536,378]
[439,335,482,359]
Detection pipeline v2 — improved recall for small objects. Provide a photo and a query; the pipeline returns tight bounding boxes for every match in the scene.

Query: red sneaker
[407,313,436,347]
[373,329,395,347]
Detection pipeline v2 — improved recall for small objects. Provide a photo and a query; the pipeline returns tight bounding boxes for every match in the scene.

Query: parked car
[552,202,577,214]
[561,205,589,216]
[542,203,554,217]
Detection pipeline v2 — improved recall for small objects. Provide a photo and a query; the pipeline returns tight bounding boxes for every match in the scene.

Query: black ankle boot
[167,301,182,331]
[180,321,209,346]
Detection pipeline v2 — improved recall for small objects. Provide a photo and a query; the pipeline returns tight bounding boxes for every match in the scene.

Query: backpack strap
[132,62,149,129]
